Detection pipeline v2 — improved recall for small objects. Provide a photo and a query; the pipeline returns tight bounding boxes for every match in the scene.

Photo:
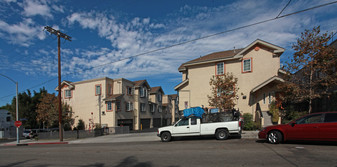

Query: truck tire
[215,129,229,140]
[161,132,171,142]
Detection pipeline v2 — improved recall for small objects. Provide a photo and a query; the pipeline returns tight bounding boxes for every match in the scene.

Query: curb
[3,142,68,146]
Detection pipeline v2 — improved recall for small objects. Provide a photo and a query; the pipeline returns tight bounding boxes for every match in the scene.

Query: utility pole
[44,26,71,142]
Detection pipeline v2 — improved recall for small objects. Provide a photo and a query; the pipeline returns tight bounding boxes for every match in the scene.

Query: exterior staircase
[262,111,273,127]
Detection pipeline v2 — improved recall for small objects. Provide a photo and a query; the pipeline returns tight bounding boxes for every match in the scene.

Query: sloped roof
[178,39,285,72]
[150,86,164,94]
[168,94,178,99]
[55,80,74,90]
[103,94,123,101]
[178,49,244,71]
[133,79,150,88]
[251,76,284,94]
[174,79,189,91]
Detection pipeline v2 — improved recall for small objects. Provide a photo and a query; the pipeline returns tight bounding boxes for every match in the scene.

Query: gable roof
[55,80,74,90]
[251,76,284,94]
[233,39,284,58]
[133,80,150,88]
[150,86,164,94]
[178,49,243,71]
[168,94,178,99]
[174,79,189,90]
[178,39,284,72]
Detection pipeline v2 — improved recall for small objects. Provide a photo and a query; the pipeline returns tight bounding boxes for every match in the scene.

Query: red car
[258,112,337,144]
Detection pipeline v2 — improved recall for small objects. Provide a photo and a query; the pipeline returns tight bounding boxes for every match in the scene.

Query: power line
[65,0,337,76]
[276,0,292,18]
[1,0,337,101]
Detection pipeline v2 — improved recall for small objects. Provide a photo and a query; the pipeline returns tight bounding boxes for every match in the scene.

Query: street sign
[14,121,22,127]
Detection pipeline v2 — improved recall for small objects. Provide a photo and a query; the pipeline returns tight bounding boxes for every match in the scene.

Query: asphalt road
[1,138,337,167]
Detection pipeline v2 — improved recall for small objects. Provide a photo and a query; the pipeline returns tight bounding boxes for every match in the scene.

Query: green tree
[208,73,238,112]
[281,26,337,113]
[76,119,85,130]
[3,88,47,129]
[35,92,74,130]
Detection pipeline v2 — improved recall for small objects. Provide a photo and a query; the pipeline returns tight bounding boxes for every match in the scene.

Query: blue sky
[0,0,336,106]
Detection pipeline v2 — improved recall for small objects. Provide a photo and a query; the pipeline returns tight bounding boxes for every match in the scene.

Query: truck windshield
[176,119,189,126]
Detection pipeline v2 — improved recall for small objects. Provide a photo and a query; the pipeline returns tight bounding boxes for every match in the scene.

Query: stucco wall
[177,44,281,115]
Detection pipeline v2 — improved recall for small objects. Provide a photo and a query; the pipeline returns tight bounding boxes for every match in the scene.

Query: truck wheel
[215,129,229,140]
[268,130,282,144]
[161,132,171,142]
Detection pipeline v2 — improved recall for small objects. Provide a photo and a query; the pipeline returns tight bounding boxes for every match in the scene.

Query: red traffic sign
[14,121,22,127]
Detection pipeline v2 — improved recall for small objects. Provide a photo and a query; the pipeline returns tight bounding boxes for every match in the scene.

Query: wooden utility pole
[44,26,71,141]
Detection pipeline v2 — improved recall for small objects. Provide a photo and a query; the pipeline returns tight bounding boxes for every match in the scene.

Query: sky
[0,0,336,107]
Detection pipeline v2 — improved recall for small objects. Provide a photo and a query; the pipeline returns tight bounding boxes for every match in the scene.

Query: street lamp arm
[0,73,17,84]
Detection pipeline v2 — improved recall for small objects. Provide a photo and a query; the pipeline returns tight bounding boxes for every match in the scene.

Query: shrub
[269,101,280,123]
[76,119,85,130]
[282,107,307,124]
[243,113,258,130]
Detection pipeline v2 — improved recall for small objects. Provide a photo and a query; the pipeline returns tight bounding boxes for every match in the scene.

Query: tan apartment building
[175,39,285,120]
[58,77,176,130]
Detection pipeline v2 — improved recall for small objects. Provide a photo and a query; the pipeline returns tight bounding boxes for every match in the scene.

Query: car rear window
[325,113,337,123]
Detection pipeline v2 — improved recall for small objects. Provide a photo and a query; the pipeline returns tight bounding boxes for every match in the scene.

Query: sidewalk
[1,138,69,146]
[1,130,259,146]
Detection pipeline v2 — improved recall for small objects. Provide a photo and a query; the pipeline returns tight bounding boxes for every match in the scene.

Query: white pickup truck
[157,116,242,142]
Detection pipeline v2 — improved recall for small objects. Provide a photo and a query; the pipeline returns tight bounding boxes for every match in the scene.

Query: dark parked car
[22,130,38,139]
[259,112,337,144]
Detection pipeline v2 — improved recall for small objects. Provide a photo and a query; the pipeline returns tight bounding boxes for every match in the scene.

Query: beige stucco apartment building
[58,77,178,130]
[175,39,285,119]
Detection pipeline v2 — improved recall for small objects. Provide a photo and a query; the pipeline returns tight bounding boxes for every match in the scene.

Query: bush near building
[243,113,259,130]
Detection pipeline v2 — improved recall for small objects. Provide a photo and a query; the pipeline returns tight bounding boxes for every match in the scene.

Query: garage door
[140,119,151,129]
[153,118,161,127]
[118,119,133,130]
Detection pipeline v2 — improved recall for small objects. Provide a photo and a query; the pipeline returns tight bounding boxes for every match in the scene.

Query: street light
[0,74,19,144]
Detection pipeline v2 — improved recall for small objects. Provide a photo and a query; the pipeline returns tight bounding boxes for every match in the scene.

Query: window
[242,58,252,72]
[107,102,112,111]
[268,93,271,104]
[127,87,133,95]
[176,118,189,126]
[65,90,71,98]
[140,103,146,112]
[296,114,323,124]
[191,117,197,125]
[95,85,101,95]
[116,101,121,111]
[158,107,162,113]
[325,113,337,123]
[140,87,147,97]
[263,93,266,104]
[150,104,156,112]
[126,102,133,111]
[108,84,112,95]
[157,92,162,102]
[216,62,224,75]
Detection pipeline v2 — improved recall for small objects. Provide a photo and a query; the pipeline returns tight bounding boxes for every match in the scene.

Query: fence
[37,126,130,140]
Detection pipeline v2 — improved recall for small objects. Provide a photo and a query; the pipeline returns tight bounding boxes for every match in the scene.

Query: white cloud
[21,0,337,82]
[0,19,46,46]
[21,0,52,18]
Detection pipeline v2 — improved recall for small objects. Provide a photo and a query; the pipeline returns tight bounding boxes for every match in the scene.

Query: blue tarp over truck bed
[183,107,205,118]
